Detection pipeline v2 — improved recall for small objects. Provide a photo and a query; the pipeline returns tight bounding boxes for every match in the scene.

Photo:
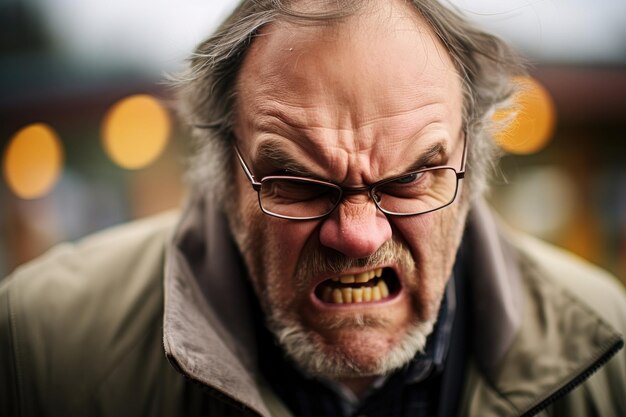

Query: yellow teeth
[336,268,383,284]
[355,272,370,283]
[340,275,355,284]
[341,288,353,303]
[321,279,390,304]
[372,286,381,301]
[379,280,389,298]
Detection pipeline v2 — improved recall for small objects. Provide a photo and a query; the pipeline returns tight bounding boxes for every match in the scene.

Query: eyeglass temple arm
[235,145,262,190]
[457,130,468,179]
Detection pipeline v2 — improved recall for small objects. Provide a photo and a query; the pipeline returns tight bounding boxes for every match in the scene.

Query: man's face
[229,3,467,384]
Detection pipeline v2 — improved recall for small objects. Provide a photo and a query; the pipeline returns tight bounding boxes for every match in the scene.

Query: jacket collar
[163,193,269,415]
[462,201,623,416]
[163,195,614,416]
[464,199,524,374]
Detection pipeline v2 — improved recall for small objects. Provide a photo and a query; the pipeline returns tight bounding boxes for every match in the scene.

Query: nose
[318,197,392,258]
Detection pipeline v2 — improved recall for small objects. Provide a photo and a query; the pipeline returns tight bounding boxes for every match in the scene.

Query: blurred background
[1,0,625,284]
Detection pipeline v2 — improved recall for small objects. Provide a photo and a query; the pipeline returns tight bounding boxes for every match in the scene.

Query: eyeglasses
[235,135,466,220]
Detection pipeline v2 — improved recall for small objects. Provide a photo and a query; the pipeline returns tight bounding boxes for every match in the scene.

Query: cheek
[394,205,465,258]
[392,213,442,260]
[253,220,321,312]
[262,219,321,277]
[393,208,465,317]
[232,193,320,290]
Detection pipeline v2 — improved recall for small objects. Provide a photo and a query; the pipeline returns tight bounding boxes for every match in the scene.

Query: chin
[268,313,436,379]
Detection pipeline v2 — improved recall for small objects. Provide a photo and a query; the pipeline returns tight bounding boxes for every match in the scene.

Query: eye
[375,170,431,199]
[392,172,424,185]
[262,178,337,202]
[259,177,342,218]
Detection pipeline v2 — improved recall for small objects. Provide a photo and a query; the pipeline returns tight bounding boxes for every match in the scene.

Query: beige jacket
[1,197,624,416]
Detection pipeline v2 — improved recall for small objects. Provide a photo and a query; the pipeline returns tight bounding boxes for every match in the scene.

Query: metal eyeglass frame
[235,133,467,221]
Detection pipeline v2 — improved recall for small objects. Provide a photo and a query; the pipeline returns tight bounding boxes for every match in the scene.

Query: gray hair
[173,0,525,205]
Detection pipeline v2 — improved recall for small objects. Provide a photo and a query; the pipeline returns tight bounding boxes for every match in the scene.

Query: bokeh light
[497,166,576,239]
[493,76,557,155]
[101,94,171,169]
[3,123,64,199]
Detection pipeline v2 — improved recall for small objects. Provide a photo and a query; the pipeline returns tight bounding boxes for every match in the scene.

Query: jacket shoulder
[509,231,626,416]
[0,211,180,415]
[2,210,178,317]
[511,231,626,332]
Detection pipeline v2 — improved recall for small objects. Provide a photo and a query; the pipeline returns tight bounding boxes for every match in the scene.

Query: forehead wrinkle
[251,110,354,164]
[235,0,464,188]
[241,49,460,143]
[349,101,450,133]
[252,97,451,142]
[247,97,459,182]
[252,113,457,184]
[253,102,323,133]
[249,103,358,163]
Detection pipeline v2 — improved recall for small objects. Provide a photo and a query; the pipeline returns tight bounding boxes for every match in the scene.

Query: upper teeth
[323,280,390,304]
[332,268,382,284]
[322,268,389,304]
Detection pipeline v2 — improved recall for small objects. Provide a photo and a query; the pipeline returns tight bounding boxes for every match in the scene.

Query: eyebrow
[403,142,448,172]
[255,141,316,177]
[253,140,448,180]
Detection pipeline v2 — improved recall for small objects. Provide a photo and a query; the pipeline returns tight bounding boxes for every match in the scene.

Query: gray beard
[266,312,436,379]
[258,238,440,379]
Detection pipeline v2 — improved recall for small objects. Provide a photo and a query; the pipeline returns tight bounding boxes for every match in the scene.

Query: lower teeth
[321,280,390,304]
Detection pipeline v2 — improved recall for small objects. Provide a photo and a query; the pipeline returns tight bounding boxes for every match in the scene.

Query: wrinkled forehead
[236,0,459,100]
[233,0,464,169]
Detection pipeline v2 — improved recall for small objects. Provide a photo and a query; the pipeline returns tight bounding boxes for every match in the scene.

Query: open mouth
[314,268,401,305]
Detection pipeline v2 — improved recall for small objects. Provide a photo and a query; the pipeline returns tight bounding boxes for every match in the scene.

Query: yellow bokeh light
[102,94,171,169]
[3,123,64,199]
[493,76,556,155]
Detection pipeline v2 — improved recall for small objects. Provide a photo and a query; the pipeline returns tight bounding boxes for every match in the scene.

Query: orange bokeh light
[493,76,557,155]
[101,94,171,169]
[3,123,64,199]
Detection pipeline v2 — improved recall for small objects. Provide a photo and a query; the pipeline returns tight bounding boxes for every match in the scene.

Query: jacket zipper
[520,338,624,417]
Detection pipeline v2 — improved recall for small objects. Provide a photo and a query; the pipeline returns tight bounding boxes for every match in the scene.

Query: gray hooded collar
[464,199,524,374]
[162,195,523,416]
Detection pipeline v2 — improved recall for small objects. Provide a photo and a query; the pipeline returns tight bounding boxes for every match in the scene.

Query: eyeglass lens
[258,167,458,219]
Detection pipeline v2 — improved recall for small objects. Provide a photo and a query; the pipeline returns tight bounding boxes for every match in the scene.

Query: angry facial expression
[228,2,468,387]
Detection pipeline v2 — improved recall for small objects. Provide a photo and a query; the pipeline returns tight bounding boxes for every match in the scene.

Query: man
[2,0,625,416]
